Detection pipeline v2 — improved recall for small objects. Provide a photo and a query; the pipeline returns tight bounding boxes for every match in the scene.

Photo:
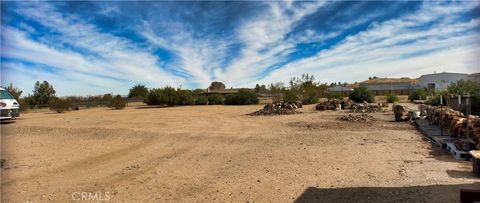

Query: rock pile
[350,102,382,113]
[315,100,340,111]
[248,102,302,116]
[338,113,375,122]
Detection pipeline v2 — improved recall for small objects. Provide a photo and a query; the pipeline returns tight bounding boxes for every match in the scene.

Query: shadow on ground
[294,183,480,203]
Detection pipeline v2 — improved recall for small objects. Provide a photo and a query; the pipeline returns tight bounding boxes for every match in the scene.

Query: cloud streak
[1,1,478,95]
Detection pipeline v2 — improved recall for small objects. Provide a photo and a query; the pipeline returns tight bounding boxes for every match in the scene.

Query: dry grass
[1,104,477,202]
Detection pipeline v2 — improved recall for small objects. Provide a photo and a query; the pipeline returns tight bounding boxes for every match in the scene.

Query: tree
[447,80,480,96]
[349,87,374,103]
[32,81,56,105]
[269,82,284,102]
[209,81,226,90]
[254,84,268,94]
[5,83,22,100]
[283,90,299,103]
[128,84,148,99]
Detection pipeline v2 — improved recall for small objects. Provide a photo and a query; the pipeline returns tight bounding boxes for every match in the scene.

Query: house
[417,72,469,92]
[328,86,353,97]
[359,77,417,96]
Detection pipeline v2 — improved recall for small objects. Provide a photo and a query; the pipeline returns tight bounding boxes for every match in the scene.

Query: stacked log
[423,105,480,149]
[248,102,302,116]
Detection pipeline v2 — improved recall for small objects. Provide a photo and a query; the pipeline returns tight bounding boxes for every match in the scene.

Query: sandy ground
[1,104,478,202]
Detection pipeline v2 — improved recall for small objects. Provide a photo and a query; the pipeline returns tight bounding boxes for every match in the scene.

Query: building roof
[418,72,469,79]
[360,77,417,84]
[203,88,242,94]
[328,86,353,92]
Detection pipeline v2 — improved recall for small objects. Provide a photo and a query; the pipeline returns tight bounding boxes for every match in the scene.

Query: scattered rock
[350,102,382,113]
[0,159,5,169]
[248,102,302,116]
[338,114,375,122]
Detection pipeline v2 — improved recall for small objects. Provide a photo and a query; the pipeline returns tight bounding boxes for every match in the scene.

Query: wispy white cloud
[1,1,479,96]
[220,1,326,87]
[142,24,230,88]
[257,1,480,85]
[2,2,183,95]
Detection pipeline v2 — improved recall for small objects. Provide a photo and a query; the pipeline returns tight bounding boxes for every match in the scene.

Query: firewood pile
[315,99,355,111]
[350,102,382,113]
[423,105,480,149]
[248,102,302,116]
[338,113,375,122]
[392,104,412,121]
[315,99,340,111]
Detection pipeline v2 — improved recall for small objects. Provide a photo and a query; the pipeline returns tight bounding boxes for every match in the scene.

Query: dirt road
[1,105,478,202]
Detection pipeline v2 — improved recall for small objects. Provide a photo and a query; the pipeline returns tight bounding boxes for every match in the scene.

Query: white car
[0,87,20,120]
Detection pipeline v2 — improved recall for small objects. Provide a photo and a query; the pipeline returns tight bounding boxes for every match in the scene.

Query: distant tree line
[6,81,126,113]
[7,75,478,113]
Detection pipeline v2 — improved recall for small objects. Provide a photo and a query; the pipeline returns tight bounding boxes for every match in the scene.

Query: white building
[417,72,469,91]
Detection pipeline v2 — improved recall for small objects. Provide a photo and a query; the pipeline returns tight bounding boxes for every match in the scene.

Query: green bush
[195,95,208,105]
[144,87,178,106]
[385,93,399,103]
[302,89,319,104]
[224,89,259,105]
[176,90,195,105]
[283,90,299,104]
[327,92,343,100]
[128,84,148,99]
[110,95,126,109]
[409,88,427,101]
[49,98,71,113]
[207,94,224,105]
[349,87,374,103]
[18,98,29,112]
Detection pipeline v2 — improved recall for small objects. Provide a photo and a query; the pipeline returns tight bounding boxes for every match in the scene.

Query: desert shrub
[176,90,195,105]
[385,93,399,103]
[110,95,126,109]
[327,92,343,100]
[128,84,148,99]
[409,88,427,101]
[207,94,224,105]
[349,87,374,103]
[18,99,29,112]
[224,89,259,105]
[49,98,71,113]
[195,95,208,105]
[144,87,178,106]
[145,88,164,105]
[283,90,299,104]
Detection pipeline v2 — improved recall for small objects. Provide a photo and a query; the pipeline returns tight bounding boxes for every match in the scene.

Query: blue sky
[1,1,479,96]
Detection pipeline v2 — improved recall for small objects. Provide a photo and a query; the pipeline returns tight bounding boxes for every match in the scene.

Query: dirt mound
[338,113,375,122]
[248,102,302,116]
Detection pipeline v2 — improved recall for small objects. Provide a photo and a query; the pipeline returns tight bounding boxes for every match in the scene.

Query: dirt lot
[1,105,478,202]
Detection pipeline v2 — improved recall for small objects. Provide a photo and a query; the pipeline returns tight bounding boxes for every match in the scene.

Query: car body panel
[0,88,20,120]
